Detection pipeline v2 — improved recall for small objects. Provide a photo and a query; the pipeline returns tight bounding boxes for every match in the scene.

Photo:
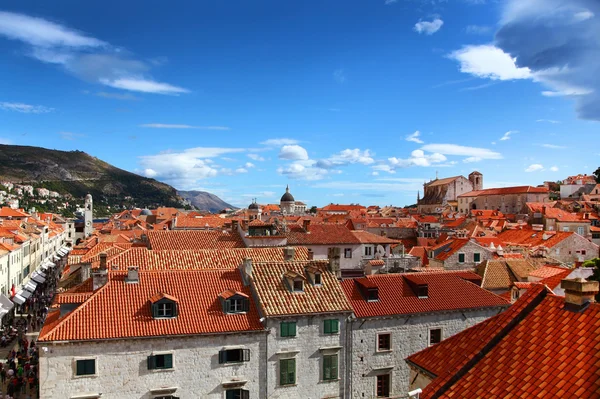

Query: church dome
[280,185,295,202]
[248,202,259,210]
[140,208,152,216]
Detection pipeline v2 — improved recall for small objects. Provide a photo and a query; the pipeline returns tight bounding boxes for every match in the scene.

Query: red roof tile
[459,186,549,197]
[147,230,245,250]
[341,271,508,318]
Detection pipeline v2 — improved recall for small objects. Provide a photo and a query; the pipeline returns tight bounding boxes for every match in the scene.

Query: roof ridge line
[429,286,549,399]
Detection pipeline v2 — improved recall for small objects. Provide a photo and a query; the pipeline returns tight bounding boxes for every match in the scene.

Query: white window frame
[428,327,443,347]
[73,357,98,379]
[230,298,244,312]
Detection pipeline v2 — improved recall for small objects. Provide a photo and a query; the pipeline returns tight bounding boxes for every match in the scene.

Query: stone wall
[429,241,492,271]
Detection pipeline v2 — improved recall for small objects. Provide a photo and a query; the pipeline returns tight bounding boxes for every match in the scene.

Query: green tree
[594,166,600,183]
[585,258,600,301]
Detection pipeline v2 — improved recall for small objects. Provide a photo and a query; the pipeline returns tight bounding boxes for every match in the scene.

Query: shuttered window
[280,321,297,337]
[218,349,250,364]
[75,359,96,376]
[323,354,338,381]
[147,354,173,370]
[324,319,339,334]
[280,358,296,386]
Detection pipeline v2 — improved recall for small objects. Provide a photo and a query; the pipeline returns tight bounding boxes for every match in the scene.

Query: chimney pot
[99,252,107,270]
[307,249,314,260]
[561,277,599,312]
[243,257,253,279]
[126,266,139,283]
[284,247,295,261]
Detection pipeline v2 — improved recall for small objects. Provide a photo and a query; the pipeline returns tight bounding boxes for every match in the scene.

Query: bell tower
[468,171,483,191]
[84,193,93,237]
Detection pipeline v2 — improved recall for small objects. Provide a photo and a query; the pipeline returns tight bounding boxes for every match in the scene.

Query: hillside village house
[457,186,550,214]
[341,271,508,398]
[559,173,597,199]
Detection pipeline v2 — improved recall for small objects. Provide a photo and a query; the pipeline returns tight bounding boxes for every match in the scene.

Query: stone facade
[348,308,502,398]
[458,190,550,214]
[428,240,493,271]
[39,332,267,398]
[419,176,474,214]
[545,233,599,263]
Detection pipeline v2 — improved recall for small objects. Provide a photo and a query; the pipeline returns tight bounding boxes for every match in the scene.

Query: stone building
[341,271,508,398]
[427,239,493,271]
[418,172,481,214]
[457,185,549,214]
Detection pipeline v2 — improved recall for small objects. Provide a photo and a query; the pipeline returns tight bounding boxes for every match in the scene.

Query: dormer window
[305,266,323,287]
[219,290,250,314]
[313,273,322,285]
[149,293,179,319]
[283,270,307,293]
[293,279,304,292]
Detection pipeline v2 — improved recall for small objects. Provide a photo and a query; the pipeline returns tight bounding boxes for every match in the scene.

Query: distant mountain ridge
[177,190,236,213]
[0,144,232,213]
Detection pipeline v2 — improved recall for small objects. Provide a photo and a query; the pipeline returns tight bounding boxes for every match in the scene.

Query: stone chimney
[307,249,314,260]
[91,268,108,290]
[81,262,91,282]
[303,219,311,232]
[328,247,341,278]
[232,219,238,232]
[284,247,295,261]
[126,266,139,283]
[99,252,107,270]
[242,257,252,280]
[561,277,599,312]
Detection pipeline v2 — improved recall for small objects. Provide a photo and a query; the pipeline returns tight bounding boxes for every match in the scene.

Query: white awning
[31,272,46,284]
[17,289,31,299]
[58,249,67,256]
[24,281,38,293]
[45,261,56,268]
[0,295,14,317]
[11,294,26,305]
[36,269,47,277]
[52,255,60,261]
[40,263,49,270]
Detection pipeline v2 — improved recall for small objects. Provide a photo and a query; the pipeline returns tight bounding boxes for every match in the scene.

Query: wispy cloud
[465,25,492,35]
[140,123,230,130]
[333,69,347,84]
[0,102,54,113]
[540,143,567,149]
[525,164,544,172]
[536,119,561,124]
[58,131,85,140]
[499,130,517,141]
[420,143,502,159]
[316,149,374,169]
[0,11,188,95]
[95,92,139,101]
[414,18,444,35]
[549,166,559,172]
[248,154,265,162]
[459,81,499,91]
[384,0,398,4]
[405,131,424,144]
[260,138,299,147]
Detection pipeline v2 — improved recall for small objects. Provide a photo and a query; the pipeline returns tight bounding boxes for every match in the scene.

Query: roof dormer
[219,290,249,314]
[356,278,379,302]
[305,266,322,286]
[283,270,306,292]
[149,293,178,319]
[404,275,428,298]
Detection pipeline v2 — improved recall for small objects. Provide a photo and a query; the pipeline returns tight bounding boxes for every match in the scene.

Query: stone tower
[84,193,93,237]
[469,171,483,191]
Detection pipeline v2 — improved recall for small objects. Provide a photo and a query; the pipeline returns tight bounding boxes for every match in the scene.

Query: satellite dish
[376,245,385,254]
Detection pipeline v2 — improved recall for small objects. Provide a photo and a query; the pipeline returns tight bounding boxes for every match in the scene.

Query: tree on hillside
[584,258,600,301]
[594,166,600,183]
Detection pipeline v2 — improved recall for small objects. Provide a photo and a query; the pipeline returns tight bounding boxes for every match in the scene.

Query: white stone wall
[265,314,348,399]
[40,332,267,399]
[305,244,363,271]
[348,308,503,398]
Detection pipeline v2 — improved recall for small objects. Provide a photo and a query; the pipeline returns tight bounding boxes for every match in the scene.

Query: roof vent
[126,266,139,283]
[561,277,598,312]
[404,275,428,298]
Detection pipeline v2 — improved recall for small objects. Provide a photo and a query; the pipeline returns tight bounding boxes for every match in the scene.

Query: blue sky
[0,0,598,208]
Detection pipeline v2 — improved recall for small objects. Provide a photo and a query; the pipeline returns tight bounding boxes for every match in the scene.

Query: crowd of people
[0,336,40,398]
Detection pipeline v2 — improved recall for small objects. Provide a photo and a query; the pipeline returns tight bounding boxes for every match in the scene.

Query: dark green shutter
[459,253,465,263]
[280,322,287,337]
[324,320,330,334]
[289,358,295,384]
[224,299,231,313]
[241,390,250,399]
[164,354,173,368]
[172,303,178,317]
[323,355,330,380]
[219,350,226,364]
[331,354,338,379]
[279,360,286,385]
[474,253,481,263]
[242,298,249,312]
[147,355,156,370]
[226,391,234,399]
[331,319,339,333]
[151,303,157,317]
[290,321,296,336]
[76,360,84,375]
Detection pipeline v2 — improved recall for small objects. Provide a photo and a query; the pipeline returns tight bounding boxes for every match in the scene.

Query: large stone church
[417,171,482,214]
[246,185,307,219]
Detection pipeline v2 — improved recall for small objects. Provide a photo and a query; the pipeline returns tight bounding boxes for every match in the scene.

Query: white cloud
[525,164,544,172]
[333,69,347,84]
[260,138,299,147]
[406,131,424,144]
[536,119,561,124]
[235,168,248,174]
[388,149,448,168]
[277,162,329,181]
[0,102,54,113]
[448,45,531,80]
[550,166,559,172]
[248,153,265,161]
[465,25,492,35]
[100,78,189,95]
[420,143,503,159]
[244,162,255,168]
[499,130,517,141]
[279,145,309,161]
[140,123,229,130]
[384,0,397,4]
[573,10,595,22]
[414,18,444,35]
[541,143,567,149]
[463,157,482,163]
[0,11,106,48]
[541,88,593,97]
[317,149,374,168]
[138,147,245,189]
[95,92,139,101]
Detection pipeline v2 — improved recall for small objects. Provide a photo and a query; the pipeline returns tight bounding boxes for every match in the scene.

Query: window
[377,333,391,351]
[219,348,250,364]
[324,319,339,334]
[147,353,173,370]
[280,358,296,386]
[376,374,390,397]
[292,279,304,292]
[75,359,96,376]
[344,248,352,258]
[577,226,584,235]
[323,354,338,381]
[458,253,465,263]
[429,328,442,346]
[226,390,249,399]
[562,227,569,232]
[313,273,322,285]
[156,302,174,317]
[223,296,249,314]
[365,246,373,256]
[473,253,481,263]
[280,321,297,337]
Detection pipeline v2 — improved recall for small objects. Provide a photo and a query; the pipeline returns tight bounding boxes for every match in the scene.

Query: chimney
[99,252,107,270]
[303,219,310,232]
[561,277,599,312]
[126,266,139,283]
[91,268,108,290]
[496,245,504,256]
[242,257,253,280]
[307,249,314,260]
[284,247,295,261]
[541,206,546,215]
[232,219,238,232]
[328,247,341,278]
[81,262,91,282]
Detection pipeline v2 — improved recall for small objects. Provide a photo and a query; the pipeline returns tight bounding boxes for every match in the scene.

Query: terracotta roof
[320,204,367,212]
[147,230,245,250]
[496,229,572,248]
[103,247,310,271]
[459,186,549,197]
[408,285,600,398]
[425,176,461,187]
[529,265,571,279]
[409,246,429,266]
[251,260,353,317]
[286,224,359,245]
[543,207,590,223]
[175,216,226,229]
[434,239,471,261]
[39,269,263,342]
[0,207,30,217]
[477,259,538,290]
[341,271,508,318]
